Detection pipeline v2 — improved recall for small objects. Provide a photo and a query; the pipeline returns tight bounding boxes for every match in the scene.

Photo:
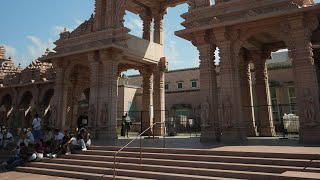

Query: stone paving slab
[0,171,78,180]
[281,171,320,179]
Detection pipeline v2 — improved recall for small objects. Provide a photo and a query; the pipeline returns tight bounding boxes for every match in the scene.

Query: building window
[288,86,297,114]
[165,84,169,90]
[270,87,280,123]
[191,81,197,88]
[177,82,183,89]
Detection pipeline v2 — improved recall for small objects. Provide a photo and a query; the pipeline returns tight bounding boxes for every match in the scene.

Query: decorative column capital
[158,57,168,72]
[140,9,152,41]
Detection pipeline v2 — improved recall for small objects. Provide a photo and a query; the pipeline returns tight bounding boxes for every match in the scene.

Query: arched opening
[65,64,90,130]
[0,94,13,126]
[18,91,33,128]
[41,88,54,126]
[236,31,298,139]
[117,68,143,137]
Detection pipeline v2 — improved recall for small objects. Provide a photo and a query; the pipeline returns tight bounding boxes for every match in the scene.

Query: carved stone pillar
[252,51,275,137]
[153,9,165,44]
[52,59,68,130]
[288,15,320,144]
[88,52,100,138]
[141,67,153,135]
[239,51,257,137]
[314,50,320,96]
[215,29,247,143]
[99,50,120,140]
[140,10,152,41]
[153,58,167,136]
[196,43,220,142]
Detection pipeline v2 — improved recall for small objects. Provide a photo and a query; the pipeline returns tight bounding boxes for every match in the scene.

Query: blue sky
[1,0,319,72]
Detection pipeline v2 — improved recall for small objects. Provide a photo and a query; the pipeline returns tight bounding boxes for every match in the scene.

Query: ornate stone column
[51,59,68,130]
[194,41,220,142]
[99,50,120,139]
[140,10,152,41]
[314,50,320,96]
[141,67,153,135]
[215,28,247,143]
[88,51,100,138]
[239,51,257,137]
[153,58,167,136]
[252,51,275,137]
[288,15,320,144]
[153,9,165,44]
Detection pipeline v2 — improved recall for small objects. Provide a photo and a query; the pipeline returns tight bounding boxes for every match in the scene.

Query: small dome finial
[0,46,6,59]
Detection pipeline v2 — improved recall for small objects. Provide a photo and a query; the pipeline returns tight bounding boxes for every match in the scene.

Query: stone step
[77,150,320,168]
[41,157,320,175]
[90,146,320,160]
[25,162,248,180]
[16,166,151,180]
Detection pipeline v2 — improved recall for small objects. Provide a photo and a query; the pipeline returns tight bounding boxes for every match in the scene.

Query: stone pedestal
[221,127,247,144]
[95,127,117,140]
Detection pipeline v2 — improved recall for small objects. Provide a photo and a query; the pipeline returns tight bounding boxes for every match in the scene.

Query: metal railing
[113,122,165,179]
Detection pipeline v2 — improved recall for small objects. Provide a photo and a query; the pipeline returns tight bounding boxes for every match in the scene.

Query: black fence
[242,104,299,137]
[117,104,299,138]
[117,110,201,137]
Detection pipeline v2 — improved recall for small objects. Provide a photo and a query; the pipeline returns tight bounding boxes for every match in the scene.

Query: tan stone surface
[0,172,78,180]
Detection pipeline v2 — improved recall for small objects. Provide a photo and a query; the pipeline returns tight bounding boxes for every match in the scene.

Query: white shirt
[26,131,34,141]
[70,137,78,145]
[32,117,41,130]
[54,132,64,141]
[4,132,14,141]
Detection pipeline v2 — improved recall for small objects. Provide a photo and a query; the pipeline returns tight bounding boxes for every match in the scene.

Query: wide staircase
[16,146,320,179]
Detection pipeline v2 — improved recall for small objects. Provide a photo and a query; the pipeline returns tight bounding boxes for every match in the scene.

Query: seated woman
[0,142,33,171]
[57,134,78,155]
[43,127,53,147]
[28,140,45,162]
[46,129,64,158]
[77,128,91,151]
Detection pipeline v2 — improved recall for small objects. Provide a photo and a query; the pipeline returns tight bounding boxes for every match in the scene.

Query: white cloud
[125,15,143,37]
[26,35,55,60]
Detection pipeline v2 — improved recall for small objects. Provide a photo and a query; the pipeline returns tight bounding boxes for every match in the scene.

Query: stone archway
[18,91,33,128]
[41,88,54,126]
[0,94,13,126]
[65,64,90,131]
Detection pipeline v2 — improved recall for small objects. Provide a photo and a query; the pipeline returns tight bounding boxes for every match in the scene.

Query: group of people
[0,113,92,171]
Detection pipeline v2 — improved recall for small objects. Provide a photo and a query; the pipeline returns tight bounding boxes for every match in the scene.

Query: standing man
[77,112,88,132]
[32,114,41,140]
[122,113,131,137]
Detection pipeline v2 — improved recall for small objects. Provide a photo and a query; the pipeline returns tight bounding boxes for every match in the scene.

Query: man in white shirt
[32,114,41,140]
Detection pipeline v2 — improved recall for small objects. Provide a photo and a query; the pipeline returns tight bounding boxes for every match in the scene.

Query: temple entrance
[65,64,90,131]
